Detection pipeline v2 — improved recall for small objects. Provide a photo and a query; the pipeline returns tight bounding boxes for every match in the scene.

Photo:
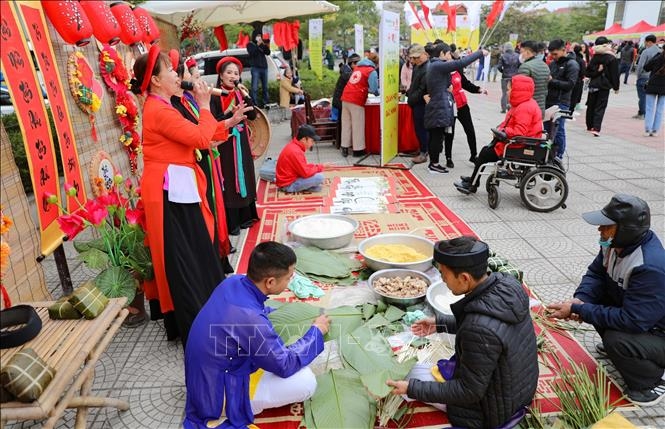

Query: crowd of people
[124,28,665,427]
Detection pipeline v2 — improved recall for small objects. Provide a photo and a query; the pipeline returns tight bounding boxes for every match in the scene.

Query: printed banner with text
[19,0,87,212]
[354,24,363,57]
[308,19,323,80]
[1,0,63,256]
[379,10,400,166]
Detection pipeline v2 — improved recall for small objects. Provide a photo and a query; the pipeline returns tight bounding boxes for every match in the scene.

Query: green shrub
[1,109,62,195]
[298,68,339,100]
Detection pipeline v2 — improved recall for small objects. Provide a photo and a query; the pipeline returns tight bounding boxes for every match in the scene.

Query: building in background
[605,0,665,28]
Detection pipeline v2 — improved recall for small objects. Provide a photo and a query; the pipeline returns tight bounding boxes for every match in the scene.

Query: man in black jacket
[546,39,579,158]
[406,44,429,164]
[247,31,271,107]
[387,236,539,429]
[585,36,620,136]
[331,53,360,122]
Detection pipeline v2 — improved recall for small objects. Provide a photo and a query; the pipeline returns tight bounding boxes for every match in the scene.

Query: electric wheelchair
[468,107,573,212]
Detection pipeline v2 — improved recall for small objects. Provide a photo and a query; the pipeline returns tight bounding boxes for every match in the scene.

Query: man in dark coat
[406,44,430,164]
[247,31,271,107]
[387,236,539,429]
[585,36,620,136]
[331,53,360,122]
[549,195,665,407]
[545,39,579,158]
[424,43,484,174]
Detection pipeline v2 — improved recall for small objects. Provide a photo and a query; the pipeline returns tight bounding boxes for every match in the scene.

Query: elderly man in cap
[386,236,538,429]
[276,124,325,193]
[549,194,665,406]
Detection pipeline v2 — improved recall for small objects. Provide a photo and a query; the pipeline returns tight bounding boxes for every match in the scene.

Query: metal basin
[358,234,434,272]
[368,269,431,307]
[426,281,463,317]
[288,214,359,250]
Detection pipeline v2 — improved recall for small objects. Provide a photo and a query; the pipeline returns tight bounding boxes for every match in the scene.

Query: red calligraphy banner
[0,0,63,256]
[18,1,87,212]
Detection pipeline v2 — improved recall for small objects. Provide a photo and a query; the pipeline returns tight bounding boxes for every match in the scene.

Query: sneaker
[352,150,366,158]
[627,382,665,406]
[643,131,652,137]
[412,153,428,164]
[595,343,607,357]
[500,109,506,114]
[590,129,600,137]
[341,147,349,157]
[428,163,449,174]
[460,176,472,182]
[454,180,477,194]
[446,158,455,168]
[632,114,644,119]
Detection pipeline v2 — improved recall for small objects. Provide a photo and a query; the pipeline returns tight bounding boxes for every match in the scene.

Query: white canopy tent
[142,1,339,27]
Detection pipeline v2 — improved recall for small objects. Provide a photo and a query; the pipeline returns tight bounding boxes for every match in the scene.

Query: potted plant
[47,174,153,326]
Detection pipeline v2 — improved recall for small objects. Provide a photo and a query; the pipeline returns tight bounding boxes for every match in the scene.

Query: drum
[247,107,271,160]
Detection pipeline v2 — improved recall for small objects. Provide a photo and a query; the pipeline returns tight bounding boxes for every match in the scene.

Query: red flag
[439,0,449,13]
[419,1,433,30]
[214,25,228,51]
[447,4,457,33]
[486,0,504,29]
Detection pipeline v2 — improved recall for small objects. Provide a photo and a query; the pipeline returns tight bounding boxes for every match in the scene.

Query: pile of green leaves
[268,301,417,428]
[295,246,363,286]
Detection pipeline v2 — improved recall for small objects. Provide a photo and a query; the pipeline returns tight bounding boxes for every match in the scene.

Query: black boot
[454,178,477,195]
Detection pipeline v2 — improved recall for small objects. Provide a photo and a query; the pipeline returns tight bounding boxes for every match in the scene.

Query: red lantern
[41,0,93,47]
[80,1,121,46]
[109,2,143,46]
[132,7,160,45]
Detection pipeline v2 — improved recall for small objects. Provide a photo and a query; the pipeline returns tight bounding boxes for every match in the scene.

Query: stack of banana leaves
[295,246,363,286]
[268,301,422,428]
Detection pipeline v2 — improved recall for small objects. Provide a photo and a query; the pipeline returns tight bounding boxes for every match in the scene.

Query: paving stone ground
[9,75,664,428]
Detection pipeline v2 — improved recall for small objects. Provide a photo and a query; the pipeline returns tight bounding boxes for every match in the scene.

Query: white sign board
[354,24,363,57]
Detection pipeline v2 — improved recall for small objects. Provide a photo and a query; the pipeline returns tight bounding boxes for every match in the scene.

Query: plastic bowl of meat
[288,214,359,250]
[368,269,431,307]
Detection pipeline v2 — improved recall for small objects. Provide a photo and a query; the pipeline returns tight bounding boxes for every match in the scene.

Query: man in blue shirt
[549,194,665,406]
[184,242,330,428]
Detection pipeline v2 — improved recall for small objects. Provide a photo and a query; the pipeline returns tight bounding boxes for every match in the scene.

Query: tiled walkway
[13,77,664,428]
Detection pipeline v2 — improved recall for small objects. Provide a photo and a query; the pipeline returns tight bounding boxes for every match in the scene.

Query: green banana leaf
[384,305,406,323]
[73,237,106,253]
[305,272,358,286]
[362,303,375,320]
[364,313,390,330]
[341,326,396,375]
[267,302,321,345]
[324,306,363,343]
[79,248,110,270]
[301,398,315,428]
[309,368,376,429]
[265,299,285,310]
[95,266,136,304]
[360,357,417,398]
[376,300,388,313]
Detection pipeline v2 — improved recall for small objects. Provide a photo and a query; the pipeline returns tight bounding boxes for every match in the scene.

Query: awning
[612,20,656,39]
[653,23,665,37]
[583,23,623,42]
[142,1,339,27]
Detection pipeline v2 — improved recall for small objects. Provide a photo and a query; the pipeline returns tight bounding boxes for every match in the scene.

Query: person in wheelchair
[454,75,543,194]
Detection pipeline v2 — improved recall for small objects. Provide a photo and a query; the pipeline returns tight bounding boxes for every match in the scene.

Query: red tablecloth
[365,103,419,155]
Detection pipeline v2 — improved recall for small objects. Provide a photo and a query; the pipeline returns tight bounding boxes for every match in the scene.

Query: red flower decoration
[57,214,86,240]
[125,208,145,230]
[81,199,108,226]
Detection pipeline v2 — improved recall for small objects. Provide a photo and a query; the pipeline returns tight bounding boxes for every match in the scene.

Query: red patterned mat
[236,198,476,274]
[255,165,434,207]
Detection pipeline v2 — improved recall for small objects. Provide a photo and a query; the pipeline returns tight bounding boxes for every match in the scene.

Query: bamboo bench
[1,298,129,428]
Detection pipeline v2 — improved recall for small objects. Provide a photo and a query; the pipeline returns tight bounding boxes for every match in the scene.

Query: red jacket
[341,64,375,106]
[276,138,323,187]
[451,71,481,109]
[494,74,543,157]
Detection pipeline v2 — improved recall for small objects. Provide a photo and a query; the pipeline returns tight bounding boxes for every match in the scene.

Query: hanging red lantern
[80,1,121,46]
[41,0,93,47]
[109,2,143,46]
[132,7,160,45]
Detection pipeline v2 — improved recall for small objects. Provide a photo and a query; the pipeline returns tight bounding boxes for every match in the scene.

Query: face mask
[518,55,525,63]
[599,236,613,248]
[537,54,545,60]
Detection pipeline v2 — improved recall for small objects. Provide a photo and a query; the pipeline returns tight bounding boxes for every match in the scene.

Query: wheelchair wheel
[485,173,498,193]
[519,167,568,212]
[487,184,500,209]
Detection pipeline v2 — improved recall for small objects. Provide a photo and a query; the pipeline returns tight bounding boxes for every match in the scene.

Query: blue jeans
[619,63,631,84]
[281,173,324,193]
[636,77,648,116]
[250,67,269,107]
[644,93,665,134]
[544,103,568,158]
